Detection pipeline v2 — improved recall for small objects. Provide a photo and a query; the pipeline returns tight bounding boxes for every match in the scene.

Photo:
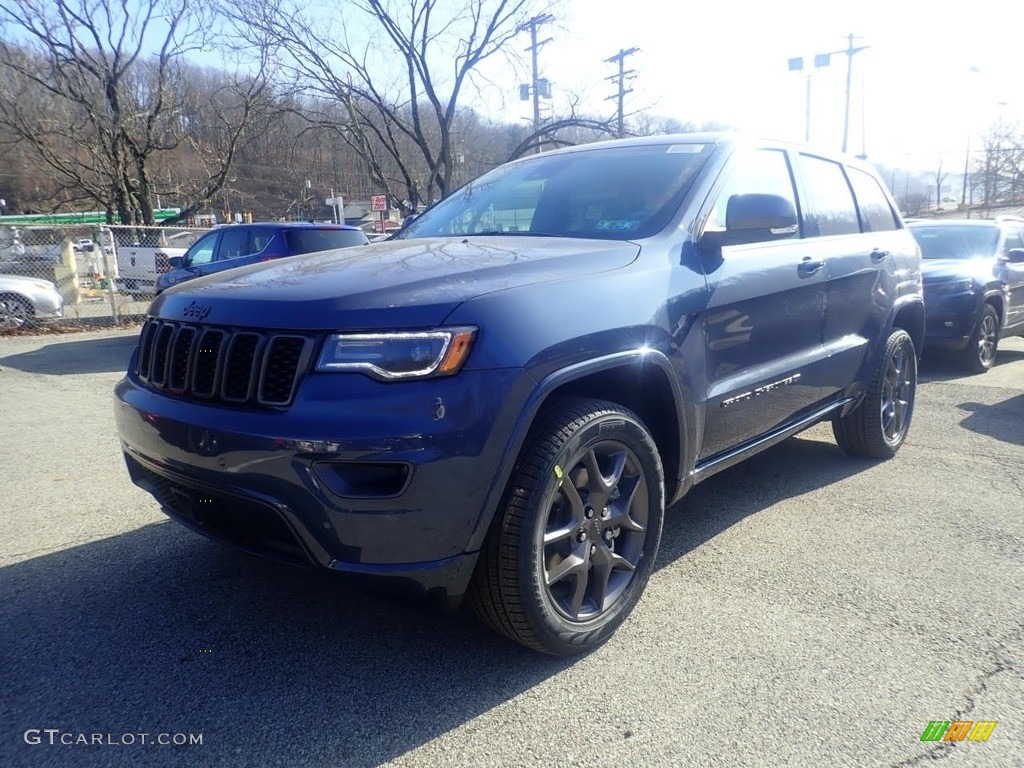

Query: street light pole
[841,34,869,154]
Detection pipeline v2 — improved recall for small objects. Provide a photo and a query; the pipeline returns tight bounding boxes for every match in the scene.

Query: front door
[700,148,830,460]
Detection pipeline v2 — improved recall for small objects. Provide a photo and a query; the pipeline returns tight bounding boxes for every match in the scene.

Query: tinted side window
[249,228,276,253]
[1002,227,1023,254]
[847,168,899,232]
[283,229,370,254]
[796,154,860,237]
[217,228,252,261]
[707,149,798,241]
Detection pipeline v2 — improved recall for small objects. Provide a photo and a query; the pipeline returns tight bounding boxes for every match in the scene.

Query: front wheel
[0,294,33,329]
[468,398,665,656]
[962,303,1000,373]
[833,329,917,459]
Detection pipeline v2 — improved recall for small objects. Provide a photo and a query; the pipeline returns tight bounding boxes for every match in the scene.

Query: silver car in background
[0,274,64,329]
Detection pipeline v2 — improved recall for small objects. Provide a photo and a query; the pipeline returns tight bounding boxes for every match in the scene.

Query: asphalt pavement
[1,329,1021,768]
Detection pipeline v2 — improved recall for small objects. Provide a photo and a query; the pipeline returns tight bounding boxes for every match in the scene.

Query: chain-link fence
[0,223,207,329]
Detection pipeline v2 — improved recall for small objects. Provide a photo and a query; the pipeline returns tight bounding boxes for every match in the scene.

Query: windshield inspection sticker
[667,144,704,153]
[595,220,640,231]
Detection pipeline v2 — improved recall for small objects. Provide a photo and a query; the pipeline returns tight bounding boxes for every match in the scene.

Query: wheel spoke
[546,551,586,587]
[567,569,590,619]
[590,545,637,613]
[543,522,577,545]
[559,476,586,523]
[603,474,645,532]
[584,448,627,493]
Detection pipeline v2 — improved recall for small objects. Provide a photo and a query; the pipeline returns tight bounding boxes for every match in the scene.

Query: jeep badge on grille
[182,301,212,321]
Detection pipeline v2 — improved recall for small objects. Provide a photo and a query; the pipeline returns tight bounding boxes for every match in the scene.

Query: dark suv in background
[115,134,924,655]
[908,217,1024,372]
[155,222,370,295]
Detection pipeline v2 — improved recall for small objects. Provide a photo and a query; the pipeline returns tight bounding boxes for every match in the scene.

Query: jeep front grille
[135,319,312,407]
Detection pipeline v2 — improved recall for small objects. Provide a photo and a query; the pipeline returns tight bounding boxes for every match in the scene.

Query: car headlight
[316,327,477,380]
[929,279,974,295]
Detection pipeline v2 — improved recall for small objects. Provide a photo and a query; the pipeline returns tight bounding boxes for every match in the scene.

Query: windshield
[398,142,709,241]
[910,225,1000,260]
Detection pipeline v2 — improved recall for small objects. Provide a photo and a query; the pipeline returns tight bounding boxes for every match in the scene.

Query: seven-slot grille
[135,319,312,407]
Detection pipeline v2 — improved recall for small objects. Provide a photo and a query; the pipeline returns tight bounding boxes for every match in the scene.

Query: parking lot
[1,328,1021,767]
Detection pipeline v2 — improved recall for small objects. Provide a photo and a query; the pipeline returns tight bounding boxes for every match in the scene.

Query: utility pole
[604,47,640,138]
[525,14,554,153]
[841,33,869,153]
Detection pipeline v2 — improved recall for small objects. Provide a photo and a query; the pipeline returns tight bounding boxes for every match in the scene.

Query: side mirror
[398,213,419,233]
[168,256,184,269]
[1005,248,1024,264]
[702,193,799,250]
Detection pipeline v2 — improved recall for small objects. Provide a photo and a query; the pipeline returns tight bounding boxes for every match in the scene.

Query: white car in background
[112,230,200,300]
[0,274,64,329]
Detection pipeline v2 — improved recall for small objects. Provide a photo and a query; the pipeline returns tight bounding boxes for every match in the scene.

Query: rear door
[699,147,831,459]
[794,157,905,388]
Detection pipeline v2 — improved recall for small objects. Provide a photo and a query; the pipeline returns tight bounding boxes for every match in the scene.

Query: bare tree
[966,118,1024,209]
[933,159,948,209]
[223,0,564,215]
[0,0,268,224]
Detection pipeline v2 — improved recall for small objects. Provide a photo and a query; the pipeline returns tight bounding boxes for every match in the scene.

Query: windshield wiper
[467,230,568,238]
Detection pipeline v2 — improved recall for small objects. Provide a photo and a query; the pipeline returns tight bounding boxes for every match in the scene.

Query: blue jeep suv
[115,134,924,655]
[908,217,1024,372]
[154,222,370,295]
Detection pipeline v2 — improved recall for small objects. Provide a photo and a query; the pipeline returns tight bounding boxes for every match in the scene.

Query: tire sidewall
[879,330,916,452]
[517,410,664,654]
[971,305,1000,371]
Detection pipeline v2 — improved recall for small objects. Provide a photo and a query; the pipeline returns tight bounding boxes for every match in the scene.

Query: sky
[486,0,1023,173]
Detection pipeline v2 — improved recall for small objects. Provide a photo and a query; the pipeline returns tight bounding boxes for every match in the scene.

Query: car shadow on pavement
[919,345,1024,382]
[659,434,875,567]
[0,522,570,768]
[0,334,137,375]
[957,394,1024,446]
[1,435,876,768]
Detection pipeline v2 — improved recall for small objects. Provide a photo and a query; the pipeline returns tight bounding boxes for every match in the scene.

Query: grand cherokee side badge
[722,373,802,408]
[182,301,212,321]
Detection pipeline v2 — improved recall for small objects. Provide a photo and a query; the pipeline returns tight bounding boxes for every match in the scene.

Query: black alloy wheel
[469,398,664,656]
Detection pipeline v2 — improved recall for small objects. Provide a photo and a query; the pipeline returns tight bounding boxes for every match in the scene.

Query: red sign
[370,195,388,212]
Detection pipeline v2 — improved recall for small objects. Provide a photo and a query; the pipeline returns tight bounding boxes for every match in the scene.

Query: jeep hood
[150,236,640,330]
[921,257,995,282]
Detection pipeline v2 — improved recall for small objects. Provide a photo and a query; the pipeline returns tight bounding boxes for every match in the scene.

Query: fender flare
[464,348,692,552]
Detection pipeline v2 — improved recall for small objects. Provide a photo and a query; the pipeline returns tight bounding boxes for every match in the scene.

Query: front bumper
[114,361,536,602]
[923,289,980,350]
[29,288,64,320]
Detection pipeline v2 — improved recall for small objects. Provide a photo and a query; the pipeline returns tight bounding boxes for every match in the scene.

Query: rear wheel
[468,398,664,656]
[833,329,917,459]
[962,303,1000,373]
[0,294,33,329]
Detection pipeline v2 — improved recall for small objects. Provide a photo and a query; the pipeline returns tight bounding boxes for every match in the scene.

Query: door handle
[799,257,825,274]
[870,249,889,261]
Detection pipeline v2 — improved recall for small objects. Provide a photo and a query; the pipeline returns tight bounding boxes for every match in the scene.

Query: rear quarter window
[847,168,899,232]
[795,154,860,237]
[283,229,369,254]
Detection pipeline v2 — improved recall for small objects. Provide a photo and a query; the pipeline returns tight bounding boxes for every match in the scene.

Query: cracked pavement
[0,330,1021,768]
